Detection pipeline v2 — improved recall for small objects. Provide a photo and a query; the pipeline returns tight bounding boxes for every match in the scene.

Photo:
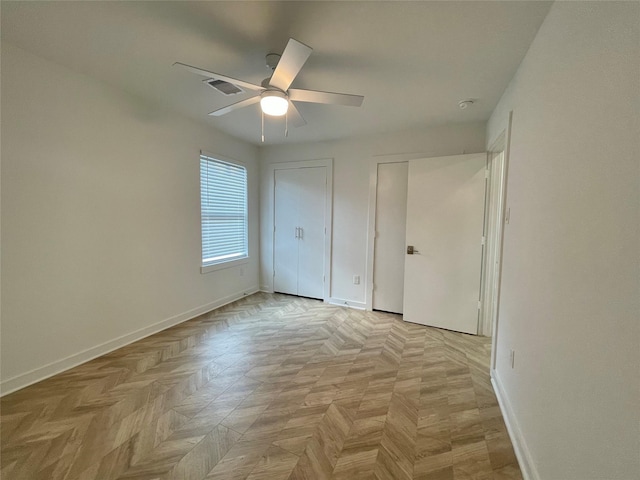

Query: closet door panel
[274,169,300,295]
[296,167,326,299]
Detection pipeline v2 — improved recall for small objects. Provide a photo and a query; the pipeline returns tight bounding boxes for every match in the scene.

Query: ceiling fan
[174,38,364,135]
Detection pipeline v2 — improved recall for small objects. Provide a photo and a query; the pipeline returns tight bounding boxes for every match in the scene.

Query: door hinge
[485,169,490,179]
[478,300,482,310]
[273,270,276,277]
[481,236,486,246]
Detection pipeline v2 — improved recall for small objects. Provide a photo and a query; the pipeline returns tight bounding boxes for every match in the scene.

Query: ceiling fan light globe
[260,91,289,116]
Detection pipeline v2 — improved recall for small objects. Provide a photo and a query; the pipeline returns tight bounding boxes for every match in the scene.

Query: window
[200,153,248,271]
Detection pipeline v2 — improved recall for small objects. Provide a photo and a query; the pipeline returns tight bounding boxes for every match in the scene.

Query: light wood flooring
[1,293,521,480]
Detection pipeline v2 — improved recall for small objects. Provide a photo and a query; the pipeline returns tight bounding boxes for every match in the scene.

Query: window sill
[201,256,249,274]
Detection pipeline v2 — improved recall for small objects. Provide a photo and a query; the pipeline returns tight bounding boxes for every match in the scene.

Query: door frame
[268,159,333,302]
[478,136,508,337]
[486,111,513,371]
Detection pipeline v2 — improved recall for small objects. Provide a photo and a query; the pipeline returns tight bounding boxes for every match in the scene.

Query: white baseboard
[328,297,366,310]
[491,370,539,480]
[0,286,259,396]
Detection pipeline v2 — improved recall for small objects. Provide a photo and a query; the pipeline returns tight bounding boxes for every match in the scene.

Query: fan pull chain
[261,110,265,143]
[285,111,289,137]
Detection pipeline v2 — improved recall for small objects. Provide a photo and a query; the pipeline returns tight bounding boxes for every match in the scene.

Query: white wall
[487,3,639,479]
[1,43,260,394]
[259,122,486,306]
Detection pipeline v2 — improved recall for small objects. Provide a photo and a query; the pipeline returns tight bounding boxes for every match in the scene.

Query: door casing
[267,159,333,302]
[487,111,513,371]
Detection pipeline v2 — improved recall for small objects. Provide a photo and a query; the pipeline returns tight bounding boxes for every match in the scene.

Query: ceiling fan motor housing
[266,53,281,71]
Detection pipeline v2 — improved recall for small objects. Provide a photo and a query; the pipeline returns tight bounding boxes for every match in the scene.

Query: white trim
[490,110,513,371]
[267,159,333,302]
[491,370,539,480]
[478,130,509,337]
[0,286,259,396]
[365,161,379,311]
[327,297,366,310]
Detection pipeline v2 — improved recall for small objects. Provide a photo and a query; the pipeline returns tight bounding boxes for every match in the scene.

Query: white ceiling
[1,1,552,146]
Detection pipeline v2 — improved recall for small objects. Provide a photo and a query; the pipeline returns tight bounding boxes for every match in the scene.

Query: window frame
[199,151,249,274]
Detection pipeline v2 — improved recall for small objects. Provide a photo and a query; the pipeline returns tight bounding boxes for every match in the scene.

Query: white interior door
[273,167,326,299]
[402,153,486,334]
[296,167,326,299]
[373,162,408,313]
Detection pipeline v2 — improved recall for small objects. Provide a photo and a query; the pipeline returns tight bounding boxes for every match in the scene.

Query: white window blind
[200,154,248,267]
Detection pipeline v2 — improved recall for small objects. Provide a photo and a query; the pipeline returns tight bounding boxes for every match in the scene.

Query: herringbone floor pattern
[1,293,521,480]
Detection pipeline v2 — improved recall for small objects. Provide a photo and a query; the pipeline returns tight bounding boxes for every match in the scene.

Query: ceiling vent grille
[205,79,244,96]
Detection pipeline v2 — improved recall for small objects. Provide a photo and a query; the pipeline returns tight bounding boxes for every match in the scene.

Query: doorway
[367,153,488,335]
[372,162,408,314]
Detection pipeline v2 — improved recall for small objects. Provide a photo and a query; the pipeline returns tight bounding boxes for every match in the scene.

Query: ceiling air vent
[205,79,244,96]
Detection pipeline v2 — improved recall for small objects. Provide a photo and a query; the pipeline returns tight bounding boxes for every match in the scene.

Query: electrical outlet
[353,275,360,285]
[509,349,515,369]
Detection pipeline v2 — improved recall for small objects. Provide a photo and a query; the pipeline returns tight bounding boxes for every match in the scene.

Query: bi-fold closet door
[274,167,326,300]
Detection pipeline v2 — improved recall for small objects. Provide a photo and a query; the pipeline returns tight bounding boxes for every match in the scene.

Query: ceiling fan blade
[289,88,364,107]
[208,95,261,116]
[287,102,307,128]
[269,38,313,91]
[174,62,264,92]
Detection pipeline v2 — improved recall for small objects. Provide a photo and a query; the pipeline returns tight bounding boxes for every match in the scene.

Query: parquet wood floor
[1,293,522,480]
